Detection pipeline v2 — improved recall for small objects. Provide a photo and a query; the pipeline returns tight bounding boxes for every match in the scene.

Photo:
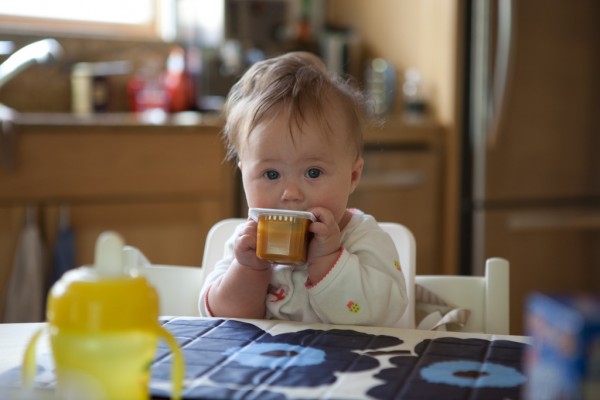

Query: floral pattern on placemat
[367,337,529,400]
[151,318,403,399]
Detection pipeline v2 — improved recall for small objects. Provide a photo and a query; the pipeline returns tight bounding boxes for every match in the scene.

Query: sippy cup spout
[94,231,126,277]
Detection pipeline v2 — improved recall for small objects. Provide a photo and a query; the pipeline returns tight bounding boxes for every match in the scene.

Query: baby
[199,51,407,326]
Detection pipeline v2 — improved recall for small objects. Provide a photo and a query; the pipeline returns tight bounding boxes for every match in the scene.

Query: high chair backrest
[200,218,243,283]
[123,245,204,317]
[378,222,415,329]
[415,257,510,334]
[143,264,204,316]
[201,218,416,329]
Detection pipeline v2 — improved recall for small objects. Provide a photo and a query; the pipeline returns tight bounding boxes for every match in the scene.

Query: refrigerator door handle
[470,0,515,199]
[470,0,492,201]
[508,210,600,231]
[487,0,515,148]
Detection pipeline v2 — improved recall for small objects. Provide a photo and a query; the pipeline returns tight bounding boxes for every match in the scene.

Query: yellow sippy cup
[22,231,184,400]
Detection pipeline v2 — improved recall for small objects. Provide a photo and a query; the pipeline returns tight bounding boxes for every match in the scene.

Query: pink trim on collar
[305,247,344,288]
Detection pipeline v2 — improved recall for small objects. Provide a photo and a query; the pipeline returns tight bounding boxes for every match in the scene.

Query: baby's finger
[308,207,333,224]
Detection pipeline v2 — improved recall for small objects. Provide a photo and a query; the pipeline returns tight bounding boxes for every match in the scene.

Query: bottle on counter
[402,68,428,120]
[71,61,131,115]
[164,46,195,113]
[364,58,396,117]
[127,61,169,114]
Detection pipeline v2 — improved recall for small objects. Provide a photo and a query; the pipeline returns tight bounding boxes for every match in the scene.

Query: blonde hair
[222,51,368,161]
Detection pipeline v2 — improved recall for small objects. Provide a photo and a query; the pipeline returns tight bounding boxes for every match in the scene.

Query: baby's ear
[237,161,242,170]
[350,157,364,193]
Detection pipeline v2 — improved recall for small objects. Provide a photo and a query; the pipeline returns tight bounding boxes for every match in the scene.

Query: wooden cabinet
[351,150,441,275]
[0,119,236,319]
[349,118,444,275]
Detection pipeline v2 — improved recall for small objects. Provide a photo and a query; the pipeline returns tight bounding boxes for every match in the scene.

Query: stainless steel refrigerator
[460,0,600,334]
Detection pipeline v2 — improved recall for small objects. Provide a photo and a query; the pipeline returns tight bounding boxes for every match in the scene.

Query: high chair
[130,219,509,336]
[415,257,510,334]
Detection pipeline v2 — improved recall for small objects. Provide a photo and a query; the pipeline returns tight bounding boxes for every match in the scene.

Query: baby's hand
[234,219,271,271]
[306,207,342,262]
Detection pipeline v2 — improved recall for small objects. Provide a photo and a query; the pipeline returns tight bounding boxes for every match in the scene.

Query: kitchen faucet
[0,39,62,170]
[0,38,63,90]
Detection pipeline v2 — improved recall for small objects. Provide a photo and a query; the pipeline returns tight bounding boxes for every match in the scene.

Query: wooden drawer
[0,125,228,201]
[350,148,442,275]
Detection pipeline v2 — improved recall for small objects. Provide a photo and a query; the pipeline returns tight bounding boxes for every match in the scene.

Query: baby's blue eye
[264,170,279,180]
[306,168,322,179]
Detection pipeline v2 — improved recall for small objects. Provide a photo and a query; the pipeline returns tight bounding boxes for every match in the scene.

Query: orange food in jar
[257,214,311,265]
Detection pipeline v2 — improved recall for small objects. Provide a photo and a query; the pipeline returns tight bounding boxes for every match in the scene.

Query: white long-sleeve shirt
[199,210,408,327]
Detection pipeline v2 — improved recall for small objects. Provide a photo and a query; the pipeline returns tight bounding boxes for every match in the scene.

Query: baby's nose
[281,181,304,202]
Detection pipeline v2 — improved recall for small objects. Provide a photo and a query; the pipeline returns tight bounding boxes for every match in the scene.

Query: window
[0,0,175,40]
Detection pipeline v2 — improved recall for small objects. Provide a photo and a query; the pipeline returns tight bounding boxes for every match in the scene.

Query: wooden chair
[415,257,510,334]
[201,218,416,328]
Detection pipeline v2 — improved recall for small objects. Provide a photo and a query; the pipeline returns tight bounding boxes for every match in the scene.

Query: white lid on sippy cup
[94,231,127,277]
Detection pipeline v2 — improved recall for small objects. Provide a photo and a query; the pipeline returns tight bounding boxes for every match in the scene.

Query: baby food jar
[22,231,183,400]
[250,208,316,265]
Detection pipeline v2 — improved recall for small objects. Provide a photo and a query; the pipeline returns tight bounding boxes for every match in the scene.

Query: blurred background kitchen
[0,0,598,334]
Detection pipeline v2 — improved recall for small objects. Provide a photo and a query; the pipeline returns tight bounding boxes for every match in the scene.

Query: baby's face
[238,109,363,225]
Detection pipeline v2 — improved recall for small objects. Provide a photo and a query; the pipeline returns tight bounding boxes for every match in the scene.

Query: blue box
[524,293,600,400]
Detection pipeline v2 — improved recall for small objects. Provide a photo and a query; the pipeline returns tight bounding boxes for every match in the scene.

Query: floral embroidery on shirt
[347,300,360,313]
[268,286,286,302]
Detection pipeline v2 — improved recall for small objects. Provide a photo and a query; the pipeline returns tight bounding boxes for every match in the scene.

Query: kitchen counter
[10,111,224,129]
[364,114,444,147]
[9,111,444,147]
